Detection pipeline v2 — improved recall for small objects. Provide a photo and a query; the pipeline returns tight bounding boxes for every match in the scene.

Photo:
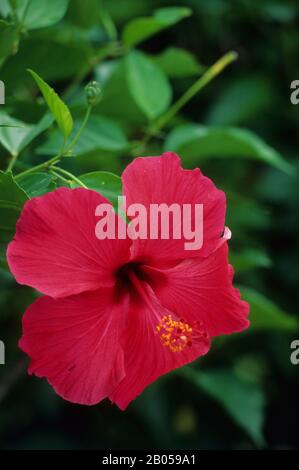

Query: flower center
[156,314,193,352]
[118,262,210,354]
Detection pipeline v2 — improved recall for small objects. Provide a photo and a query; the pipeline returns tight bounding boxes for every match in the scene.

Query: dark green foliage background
[0,0,298,450]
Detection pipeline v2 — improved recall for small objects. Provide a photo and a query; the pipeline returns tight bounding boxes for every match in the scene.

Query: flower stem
[15,153,62,181]
[50,166,87,188]
[49,168,70,185]
[64,106,91,153]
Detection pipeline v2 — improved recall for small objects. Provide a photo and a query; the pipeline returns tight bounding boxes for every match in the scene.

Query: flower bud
[85,81,102,106]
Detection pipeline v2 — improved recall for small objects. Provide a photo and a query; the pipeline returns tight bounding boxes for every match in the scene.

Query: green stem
[145,51,238,144]
[49,168,71,185]
[51,166,87,188]
[15,153,62,181]
[6,152,19,172]
[65,106,91,153]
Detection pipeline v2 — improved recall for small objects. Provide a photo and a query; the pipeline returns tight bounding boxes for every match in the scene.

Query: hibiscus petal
[122,152,226,262]
[142,242,250,338]
[19,288,128,405]
[7,187,131,297]
[109,284,210,410]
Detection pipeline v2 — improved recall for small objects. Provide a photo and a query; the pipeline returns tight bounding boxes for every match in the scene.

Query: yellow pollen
[156,315,193,353]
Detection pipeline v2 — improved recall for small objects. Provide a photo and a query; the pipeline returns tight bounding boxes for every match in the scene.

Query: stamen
[156,314,194,353]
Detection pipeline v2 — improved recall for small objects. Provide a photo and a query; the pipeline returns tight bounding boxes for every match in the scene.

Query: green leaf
[19,112,54,150]
[74,171,122,211]
[152,47,204,78]
[240,286,299,332]
[0,111,53,156]
[205,75,273,126]
[97,59,147,125]
[37,115,128,156]
[0,111,33,156]
[28,69,73,140]
[165,124,292,173]
[123,18,165,48]
[68,0,101,28]
[16,0,69,31]
[0,171,28,270]
[0,1,12,18]
[258,2,297,22]
[229,249,272,273]
[122,6,192,47]
[126,50,172,120]
[1,37,92,87]
[17,172,53,197]
[0,19,19,61]
[182,367,266,446]
[154,6,192,23]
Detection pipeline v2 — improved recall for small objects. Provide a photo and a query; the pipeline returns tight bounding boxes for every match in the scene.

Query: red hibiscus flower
[7,153,249,409]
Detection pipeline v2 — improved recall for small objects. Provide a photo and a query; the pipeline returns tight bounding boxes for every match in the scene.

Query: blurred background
[0,0,298,450]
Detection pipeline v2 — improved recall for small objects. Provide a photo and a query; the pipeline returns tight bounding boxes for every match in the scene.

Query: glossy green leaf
[37,115,128,156]
[74,171,122,210]
[126,50,172,120]
[0,111,32,156]
[165,124,292,173]
[97,59,147,125]
[28,69,73,140]
[16,0,69,31]
[0,171,28,270]
[240,286,299,332]
[0,111,53,156]
[182,367,266,446]
[19,112,54,150]
[122,6,192,47]
[153,47,204,78]
[123,18,165,48]
[17,172,53,197]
